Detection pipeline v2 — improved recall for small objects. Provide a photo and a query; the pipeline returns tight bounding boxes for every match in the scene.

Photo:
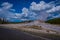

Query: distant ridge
[45,18,60,24]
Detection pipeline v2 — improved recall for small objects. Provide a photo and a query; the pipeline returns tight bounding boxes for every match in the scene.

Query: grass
[24,25,43,30]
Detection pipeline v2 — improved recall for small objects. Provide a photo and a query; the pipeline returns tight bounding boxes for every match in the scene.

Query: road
[0,28,49,40]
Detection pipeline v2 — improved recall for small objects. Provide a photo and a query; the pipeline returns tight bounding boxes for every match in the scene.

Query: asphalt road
[0,28,45,40]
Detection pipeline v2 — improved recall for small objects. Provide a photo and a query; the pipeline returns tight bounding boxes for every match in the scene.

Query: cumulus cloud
[1,2,13,9]
[29,1,54,20]
[47,6,60,13]
[30,1,54,11]
[0,2,18,21]
[0,1,60,22]
[29,1,60,20]
[22,7,29,17]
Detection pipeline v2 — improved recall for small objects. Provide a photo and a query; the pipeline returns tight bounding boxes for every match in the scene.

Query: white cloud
[29,1,53,21]
[15,13,21,16]
[30,1,53,11]
[29,1,60,21]
[1,2,13,9]
[0,1,60,22]
[10,9,16,11]
[47,6,60,13]
[0,2,19,21]
[20,19,29,21]
[22,7,29,17]
[51,14,60,19]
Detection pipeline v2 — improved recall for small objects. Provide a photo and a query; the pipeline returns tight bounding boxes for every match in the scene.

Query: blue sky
[0,0,60,22]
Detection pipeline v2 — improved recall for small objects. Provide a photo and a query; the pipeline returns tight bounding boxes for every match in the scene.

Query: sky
[0,0,60,22]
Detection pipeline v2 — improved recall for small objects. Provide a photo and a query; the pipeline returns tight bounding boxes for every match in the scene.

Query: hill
[45,18,60,24]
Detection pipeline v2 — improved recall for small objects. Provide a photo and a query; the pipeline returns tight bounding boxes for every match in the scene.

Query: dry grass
[23,25,43,30]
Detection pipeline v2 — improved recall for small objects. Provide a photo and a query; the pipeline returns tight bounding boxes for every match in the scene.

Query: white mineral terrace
[0,21,60,32]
